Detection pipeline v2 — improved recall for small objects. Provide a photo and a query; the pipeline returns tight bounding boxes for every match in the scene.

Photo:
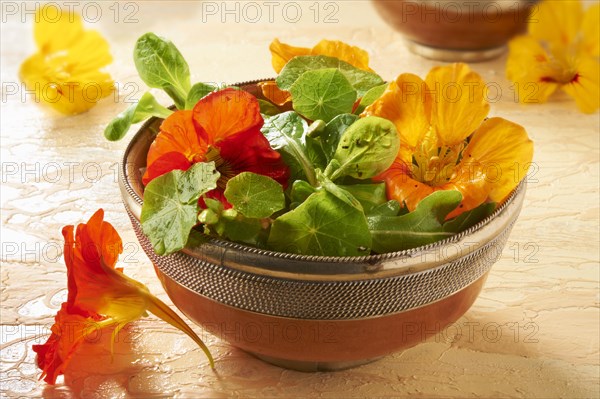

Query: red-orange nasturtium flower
[33,209,213,384]
[143,88,289,205]
[362,63,534,218]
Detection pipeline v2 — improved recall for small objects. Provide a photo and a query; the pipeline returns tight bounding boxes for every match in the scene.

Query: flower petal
[561,57,600,114]
[216,128,290,188]
[506,35,561,104]
[34,5,83,53]
[310,39,373,71]
[269,38,311,73]
[439,163,490,219]
[374,157,434,211]
[425,63,490,146]
[258,80,291,106]
[362,73,431,150]
[580,4,600,57]
[143,152,192,185]
[192,88,263,145]
[462,117,534,204]
[32,306,98,384]
[146,110,206,168]
[529,0,583,49]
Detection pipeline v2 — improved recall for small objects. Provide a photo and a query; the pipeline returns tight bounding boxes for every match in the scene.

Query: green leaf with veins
[104,92,173,141]
[290,68,357,123]
[141,162,220,255]
[134,33,191,109]
[224,172,285,218]
[354,83,389,114]
[261,111,317,186]
[276,55,384,97]
[185,82,219,109]
[268,190,371,256]
[368,190,462,253]
[328,116,399,181]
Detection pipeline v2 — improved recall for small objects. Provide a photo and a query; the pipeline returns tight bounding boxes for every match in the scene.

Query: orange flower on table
[506,0,599,113]
[362,63,534,217]
[19,5,113,115]
[143,88,290,205]
[33,209,213,385]
[261,38,374,105]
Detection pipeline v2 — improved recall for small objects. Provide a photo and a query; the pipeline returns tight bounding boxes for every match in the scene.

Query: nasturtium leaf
[290,68,357,123]
[338,183,387,214]
[268,190,371,256]
[329,116,399,181]
[261,111,316,186]
[104,92,173,141]
[185,82,219,109]
[141,162,220,255]
[368,190,462,253]
[134,33,191,109]
[276,55,384,97]
[443,202,497,233]
[224,172,285,219]
[354,83,389,114]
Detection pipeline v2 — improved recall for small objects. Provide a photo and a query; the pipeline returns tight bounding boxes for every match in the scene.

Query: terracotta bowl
[372,0,537,61]
[119,80,527,371]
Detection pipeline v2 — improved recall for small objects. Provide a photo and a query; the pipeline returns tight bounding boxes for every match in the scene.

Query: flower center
[202,146,236,189]
[411,128,465,187]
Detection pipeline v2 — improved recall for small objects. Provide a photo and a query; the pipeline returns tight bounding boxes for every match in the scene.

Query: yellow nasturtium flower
[363,63,534,218]
[506,0,599,113]
[19,6,114,114]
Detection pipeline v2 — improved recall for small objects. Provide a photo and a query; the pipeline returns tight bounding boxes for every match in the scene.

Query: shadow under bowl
[119,80,527,371]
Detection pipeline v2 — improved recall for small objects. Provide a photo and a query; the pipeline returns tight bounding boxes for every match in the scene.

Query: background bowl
[372,0,537,61]
[119,80,527,371]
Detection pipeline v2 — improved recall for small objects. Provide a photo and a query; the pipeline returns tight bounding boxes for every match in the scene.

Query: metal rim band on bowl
[119,79,527,320]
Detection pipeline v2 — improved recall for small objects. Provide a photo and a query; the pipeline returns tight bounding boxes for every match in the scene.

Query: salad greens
[107,33,500,258]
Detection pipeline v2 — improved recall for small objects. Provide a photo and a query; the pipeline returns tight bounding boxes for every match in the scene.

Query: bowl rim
[120,78,527,269]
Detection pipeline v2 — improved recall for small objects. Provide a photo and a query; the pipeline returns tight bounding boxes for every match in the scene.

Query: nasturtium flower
[144,88,290,205]
[363,63,534,217]
[19,5,114,114]
[33,209,213,385]
[506,0,599,113]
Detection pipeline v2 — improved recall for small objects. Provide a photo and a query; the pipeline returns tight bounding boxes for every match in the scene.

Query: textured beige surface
[1,1,599,398]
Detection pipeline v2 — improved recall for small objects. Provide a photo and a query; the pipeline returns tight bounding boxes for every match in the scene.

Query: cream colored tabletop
[1,1,599,398]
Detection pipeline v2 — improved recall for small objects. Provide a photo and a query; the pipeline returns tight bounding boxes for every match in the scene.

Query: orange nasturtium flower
[33,209,213,384]
[19,5,114,114]
[143,88,289,205]
[260,38,374,106]
[363,63,534,217]
[506,0,599,113]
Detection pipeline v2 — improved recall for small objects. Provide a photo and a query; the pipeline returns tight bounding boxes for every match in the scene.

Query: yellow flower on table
[19,5,114,115]
[506,0,599,113]
[363,63,534,218]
